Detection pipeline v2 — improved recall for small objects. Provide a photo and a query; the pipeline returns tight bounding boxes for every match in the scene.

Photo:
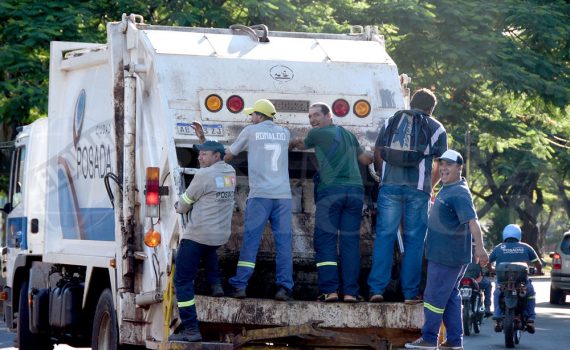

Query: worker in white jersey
[225,99,294,301]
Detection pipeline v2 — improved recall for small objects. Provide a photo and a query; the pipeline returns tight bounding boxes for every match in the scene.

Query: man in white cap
[225,99,294,301]
[406,149,489,350]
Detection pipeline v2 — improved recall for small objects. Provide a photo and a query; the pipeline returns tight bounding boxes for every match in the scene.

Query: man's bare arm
[469,218,489,267]
[431,160,441,189]
[192,121,206,144]
[289,139,306,150]
[374,148,383,178]
[223,150,234,162]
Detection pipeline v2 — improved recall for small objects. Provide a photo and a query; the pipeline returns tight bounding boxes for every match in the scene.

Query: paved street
[0,278,567,349]
[463,277,570,349]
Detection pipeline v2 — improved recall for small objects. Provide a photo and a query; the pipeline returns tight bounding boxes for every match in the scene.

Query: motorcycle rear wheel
[504,308,516,348]
[462,300,472,336]
[473,317,480,334]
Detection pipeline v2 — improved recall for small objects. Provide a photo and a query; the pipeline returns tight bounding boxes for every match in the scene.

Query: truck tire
[17,281,53,350]
[92,289,119,350]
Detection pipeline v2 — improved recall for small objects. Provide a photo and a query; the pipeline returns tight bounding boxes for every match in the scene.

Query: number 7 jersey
[228,120,292,199]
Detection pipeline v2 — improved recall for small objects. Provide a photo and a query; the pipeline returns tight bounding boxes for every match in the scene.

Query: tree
[364,0,570,252]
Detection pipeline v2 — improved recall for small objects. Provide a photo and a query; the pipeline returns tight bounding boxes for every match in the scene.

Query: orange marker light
[353,99,371,118]
[205,94,223,112]
[144,229,161,248]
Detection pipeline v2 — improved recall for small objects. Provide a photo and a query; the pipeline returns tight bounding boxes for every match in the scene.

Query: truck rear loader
[1,14,421,350]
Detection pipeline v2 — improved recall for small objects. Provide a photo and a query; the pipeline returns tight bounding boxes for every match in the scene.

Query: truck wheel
[17,281,53,350]
[92,289,119,350]
[549,285,564,305]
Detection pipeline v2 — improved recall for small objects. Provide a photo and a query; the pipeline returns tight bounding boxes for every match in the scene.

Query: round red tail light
[332,99,349,117]
[227,95,244,114]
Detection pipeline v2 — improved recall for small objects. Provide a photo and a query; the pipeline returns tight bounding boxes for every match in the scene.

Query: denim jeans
[368,184,429,299]
[229,198,294,291]
[174,239,221,330]
[493,279,536,320]
[314,185,364,296]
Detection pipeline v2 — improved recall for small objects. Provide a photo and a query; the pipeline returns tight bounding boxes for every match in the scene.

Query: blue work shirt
[426,178,477,266]
[490,241,539,265]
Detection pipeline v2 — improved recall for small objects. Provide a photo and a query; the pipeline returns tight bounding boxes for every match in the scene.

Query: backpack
[379,110,432,167]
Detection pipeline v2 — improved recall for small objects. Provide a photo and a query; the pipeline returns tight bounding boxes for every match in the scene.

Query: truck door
[3,145,27,281]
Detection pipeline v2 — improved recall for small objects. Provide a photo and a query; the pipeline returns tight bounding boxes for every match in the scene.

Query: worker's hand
[475,245,489,267]
[289,139,304,150]
[192,121,206,143]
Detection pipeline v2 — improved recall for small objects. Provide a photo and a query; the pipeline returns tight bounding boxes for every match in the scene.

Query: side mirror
[2,202,12,214]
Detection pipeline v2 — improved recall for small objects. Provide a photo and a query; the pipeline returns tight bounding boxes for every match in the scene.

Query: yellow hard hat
[243,99,277,118]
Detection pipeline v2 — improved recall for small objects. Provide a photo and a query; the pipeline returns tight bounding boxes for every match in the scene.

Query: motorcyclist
[489,224,542,334]
[463,262,493,317]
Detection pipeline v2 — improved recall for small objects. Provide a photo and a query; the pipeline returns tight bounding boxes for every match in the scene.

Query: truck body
[1,14,420,349]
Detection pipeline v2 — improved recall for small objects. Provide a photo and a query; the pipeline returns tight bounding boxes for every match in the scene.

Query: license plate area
[177,123,224,137]
[460,288,472,298]
[270,99,310,113]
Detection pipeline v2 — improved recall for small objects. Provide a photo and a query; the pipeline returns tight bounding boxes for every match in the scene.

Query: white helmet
[502,224,522,242]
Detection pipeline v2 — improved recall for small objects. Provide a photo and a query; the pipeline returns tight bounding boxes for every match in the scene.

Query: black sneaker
[404,337,437,349]
[169,328,202,342]
[494,320,503,333]
[211,284,224,297]
[275,286,294,301]
[229,287,246,299]
[526,321,535,334]
[484,311,493,318]
[439,341,463,350]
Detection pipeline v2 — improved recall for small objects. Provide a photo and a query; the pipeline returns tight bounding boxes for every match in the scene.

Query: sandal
[343,295,363,303]
[317,292,339,302]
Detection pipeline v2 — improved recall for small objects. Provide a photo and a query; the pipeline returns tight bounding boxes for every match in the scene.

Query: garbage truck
[1,13,421,350]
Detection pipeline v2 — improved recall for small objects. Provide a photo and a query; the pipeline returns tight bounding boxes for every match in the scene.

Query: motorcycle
[459,276,485,336]
[495,262,535,348]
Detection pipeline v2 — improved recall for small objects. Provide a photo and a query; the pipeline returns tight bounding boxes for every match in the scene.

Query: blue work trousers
[493,279,536,320]
[314,185,363,296]
[478,276,492,310]
[229,198,294,290]
[174,239,221,330]
[422,261,467,347]
[368,184,429,299]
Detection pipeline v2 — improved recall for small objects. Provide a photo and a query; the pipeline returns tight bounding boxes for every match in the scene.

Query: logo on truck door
[73,89,86,146]
[270,65,294,82]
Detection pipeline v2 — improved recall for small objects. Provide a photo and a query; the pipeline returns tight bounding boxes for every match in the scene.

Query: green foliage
[0,0,569,251]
